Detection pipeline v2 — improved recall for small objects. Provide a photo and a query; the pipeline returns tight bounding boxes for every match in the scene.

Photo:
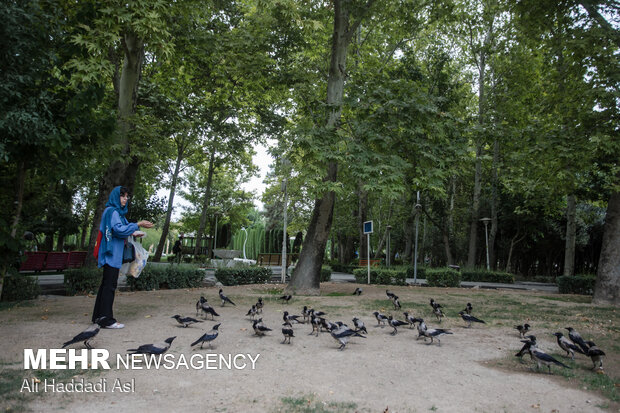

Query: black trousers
[92,264,119,326]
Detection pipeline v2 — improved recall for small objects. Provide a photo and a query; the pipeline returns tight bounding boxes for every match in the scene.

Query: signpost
[363,221,373,284]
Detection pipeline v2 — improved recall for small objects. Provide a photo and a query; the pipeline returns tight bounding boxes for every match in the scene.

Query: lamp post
[386,225,392,267]
[281,176,288,283]
[480,217,491,270]
[241,227,248,260]
[213,211,221,256]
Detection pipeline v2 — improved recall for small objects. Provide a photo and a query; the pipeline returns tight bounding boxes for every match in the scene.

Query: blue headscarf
[100,186,129,257]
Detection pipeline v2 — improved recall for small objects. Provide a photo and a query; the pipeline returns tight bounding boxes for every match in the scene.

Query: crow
[429,298,443,310]
[191,324,220,349]
[528,343,571,374]
[416,318,452,345]
[403,312,417,329]
[171,315,203,328]
[352,317,367,334]
[585,340,605,370]
[281,322,294,344]
[197,297,220,320]
[252,318,272,336]
[430,299,444,322]
[246,305,257,319]
[515,335,537,363]
[458,311,486,328]
[279,294,292,303]
[553,332,585,360]
[386,290,396,300]
[387,316,408,335]
[283,311,302,324]
[302,306,310,322]
[219,289,236,306]
[391,296,402,310]
[309,314,321,337]
[62,323,100,349]
[463,302,473,315]
[514,323,531,338]
[565,327,590,354]
[128,337,176,355]
[353,287,363,296]
[373,311,389,326]
[329,324,366,351]
[255,297,264,314]
[308,308,326,318]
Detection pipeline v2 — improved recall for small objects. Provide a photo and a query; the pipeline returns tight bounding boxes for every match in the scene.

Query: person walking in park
[92,186,153,329]
[172,236,183,264]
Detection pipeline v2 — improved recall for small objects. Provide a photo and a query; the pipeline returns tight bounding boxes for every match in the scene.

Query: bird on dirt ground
[373,311,389,326]
[246,305,257,320]
[553,332,585,360]
[308,308,326,318]
[191,324,220,349]
[309,314,321,336]
[321,318,337,333]
[329,324,366,351]
[430,298,443,310]
[403,312,417,329]
[281,322,294,344]
[62,323,100,349]
[416,318,452,345]
[566,327,590,354]
[302,306,310,321]
[283,311,302,324]
[219,289,236,306]
[352,317,367,334]
[585,341,605,370]
[527,342,571,374]
[391,296,402,310]
[387,316,408,335]
[430,299,444,322]
[458,311,486,328]
[353,287,363,296]
[514,323,531,338]
[463,303,473,315]
[255,297,264,313]
[252,318,272,336]
[128,337,176,355]
[515,335,537,363]
[386,290,396,300]
[279,294,292,303]
[172,315,203,328]
[197,297,220,320]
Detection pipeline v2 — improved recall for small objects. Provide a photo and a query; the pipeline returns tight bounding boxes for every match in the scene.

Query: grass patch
[0,301,35,312]
[323,292,349,297]
[539,295,592,304]
[278,394,359,413]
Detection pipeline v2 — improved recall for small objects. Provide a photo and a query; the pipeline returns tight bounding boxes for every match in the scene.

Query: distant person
[172,236,183,264]
[92,186,153,329]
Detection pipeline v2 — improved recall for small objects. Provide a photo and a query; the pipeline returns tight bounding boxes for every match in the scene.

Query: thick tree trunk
[154,154,183,261]
[563,194,577,276]
[593,175,620,304]
[489,138,499,270]
[358,184,368,260]
[467,144,483,268]
[194,151,216,256]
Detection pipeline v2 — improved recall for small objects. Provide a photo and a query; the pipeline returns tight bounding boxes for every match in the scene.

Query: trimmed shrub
[425,268,461,288]
[1,274,40,301]
[352,268,407,285]
[126,264,204,291]
[461,270,514,284]
[320,266,332,282]
[329,262,358,274]
[215,266,271,286]
[64,267,102,295]
[557,275,596,295]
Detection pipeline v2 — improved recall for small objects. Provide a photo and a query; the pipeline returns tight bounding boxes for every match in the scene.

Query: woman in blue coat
[92,186,153,329]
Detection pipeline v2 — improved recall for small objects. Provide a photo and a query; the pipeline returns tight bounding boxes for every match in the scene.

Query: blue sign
[363,221,373,234]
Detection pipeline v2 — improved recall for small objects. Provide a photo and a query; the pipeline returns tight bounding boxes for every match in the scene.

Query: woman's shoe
[105,322,125,329]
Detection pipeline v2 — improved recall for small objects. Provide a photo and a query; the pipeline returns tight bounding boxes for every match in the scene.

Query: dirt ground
[1,283,617,412]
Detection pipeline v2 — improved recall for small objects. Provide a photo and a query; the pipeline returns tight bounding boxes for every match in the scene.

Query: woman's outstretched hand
[137,220,154,229]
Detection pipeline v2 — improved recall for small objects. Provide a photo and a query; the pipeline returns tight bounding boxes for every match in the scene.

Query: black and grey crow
[172,315,203,328]
[528,342,571,374]
[281,322,294,344]
[128,337,176,355]
[386,290,396,300]
[309,314,321,336]
[463,303,473,315]
[252,318,272,336]
[387,316,408,335]
[514,323,531,338]
[191,324,220,349]
[283,311,302,324]
[565,327,590,354]
[430,299,444,322]
[219,289,236,306]
[416,318,452,345]
[585,341,605,370]
[553,332,585,360]
[403,312,417,329]
[373,311,389,326]
[246,305,257,319]
[391,296,402,310]
[458,311,486,328]
[302,306,310,321]
[279,294,292,303]
[352,317,367,334]
[62,323,100,349]
[329,324,366,350]
[197,296,220,320]
[308,308,326,318]
[353,287,363,296]
[255,297,264,314]
[515,335,537,363]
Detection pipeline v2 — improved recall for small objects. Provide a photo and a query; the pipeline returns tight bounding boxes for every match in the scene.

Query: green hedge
[557,275,596,295]
[329,262,358,274]
[461,270,514,284]
[425,268,461,287]
[215,266,271,286]
[352,268,407,285]
[126,264,204,291]
[1,274,40,301]
[320,266,332,282]
[64,267,102,295]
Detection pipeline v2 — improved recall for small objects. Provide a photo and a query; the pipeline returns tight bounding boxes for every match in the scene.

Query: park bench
[359,259,381,267]
[19,251,47,272]
[43,252,70,271]
[67,251,87,268]
[257,253,298,267]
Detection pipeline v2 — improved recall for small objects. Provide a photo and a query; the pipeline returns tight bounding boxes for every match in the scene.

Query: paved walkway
[32,268,558,295]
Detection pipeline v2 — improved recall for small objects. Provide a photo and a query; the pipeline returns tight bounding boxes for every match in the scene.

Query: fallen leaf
[531,404,540,409]
[41,316,48,320]
[145,315,151,318]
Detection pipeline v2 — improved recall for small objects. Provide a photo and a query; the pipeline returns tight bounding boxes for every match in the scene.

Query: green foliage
[461,270,514,284]
[425,268,461,287]
[126,264,204,291]
[556,275,596,295]
[328,261,357,274]
[320,265,332,282]
[64,267,102,295]
[352,268,407,285]
[215,266,272,286]
[1,274,40,301]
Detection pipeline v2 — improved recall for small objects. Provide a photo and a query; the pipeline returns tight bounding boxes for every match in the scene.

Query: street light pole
[480,217,491,270]
[281,177,288,283]
[241,227,248,260]
[414,191,421,284]
[386,225,392,267]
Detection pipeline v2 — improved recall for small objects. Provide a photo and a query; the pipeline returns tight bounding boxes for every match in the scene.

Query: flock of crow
[62,287,606,374]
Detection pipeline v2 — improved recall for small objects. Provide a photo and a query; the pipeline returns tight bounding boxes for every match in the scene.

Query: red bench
[67,251,87,268]
[43,252,70,271]
[19,251,47,272]
[359,259,381,267]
